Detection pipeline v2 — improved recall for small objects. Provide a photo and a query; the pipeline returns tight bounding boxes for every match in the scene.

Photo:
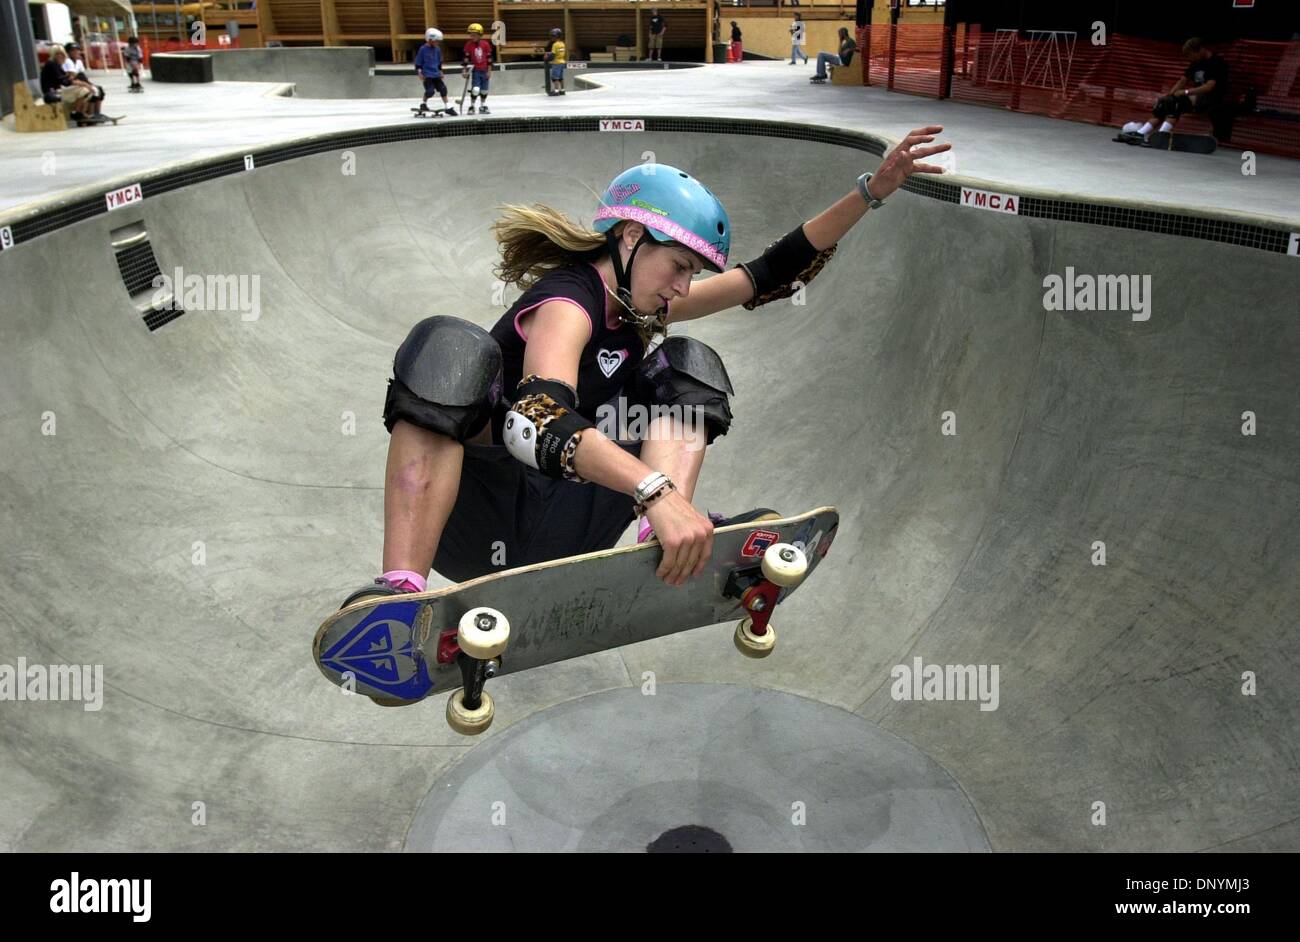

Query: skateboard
[313,506,839,734]
[412,104,457,118]
[1113,131,1217,154]
[76,113,124,126]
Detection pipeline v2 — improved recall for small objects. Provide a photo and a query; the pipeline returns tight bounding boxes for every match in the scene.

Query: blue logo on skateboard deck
[319,601,434,701]
[740,529,781,558]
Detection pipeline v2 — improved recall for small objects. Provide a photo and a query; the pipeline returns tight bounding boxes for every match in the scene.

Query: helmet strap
[604,229,665,330]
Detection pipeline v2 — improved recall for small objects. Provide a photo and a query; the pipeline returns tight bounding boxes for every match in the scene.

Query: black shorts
[429,348,724,583]
[433,437,643,583]
[423,76,448,97]
[433,377,654,582]
[1155,93,1211,119]
[434,433,642,579]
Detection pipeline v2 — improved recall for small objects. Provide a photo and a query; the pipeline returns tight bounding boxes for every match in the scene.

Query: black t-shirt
[840,37,857,66]
[39,59,67,95]
[650,16,665,36]
[1185,54,1230,104]
[488,264,647,443]
[731,25,742,42]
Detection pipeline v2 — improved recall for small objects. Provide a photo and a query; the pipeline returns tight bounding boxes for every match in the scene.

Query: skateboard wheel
[734,616,776,658]
[446,688,494,735]
[457,607,510,659]
[760,542,807,587]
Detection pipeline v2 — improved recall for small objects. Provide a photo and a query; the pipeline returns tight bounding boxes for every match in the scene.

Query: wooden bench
[830,58,861,86]
[12,80,68,132]
[498,40,548,61]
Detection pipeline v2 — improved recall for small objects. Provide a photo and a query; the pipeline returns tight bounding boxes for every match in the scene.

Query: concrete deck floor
[3,60,1298,222]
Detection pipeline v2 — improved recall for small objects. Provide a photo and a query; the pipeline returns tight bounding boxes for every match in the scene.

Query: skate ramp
[0,122,1296,851]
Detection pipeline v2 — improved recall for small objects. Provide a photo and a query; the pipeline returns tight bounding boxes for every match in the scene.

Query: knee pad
[634,336,734,444]
[383,316,503,441]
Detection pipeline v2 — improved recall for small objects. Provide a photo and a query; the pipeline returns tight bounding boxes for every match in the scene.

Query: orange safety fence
[864,24,1300,159]
[34,35,242,70]
[855,26,869,86]
[869,23,949,98]
[138,36,243,66]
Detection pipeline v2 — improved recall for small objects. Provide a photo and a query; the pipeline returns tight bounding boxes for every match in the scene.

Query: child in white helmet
[413,28,458,115]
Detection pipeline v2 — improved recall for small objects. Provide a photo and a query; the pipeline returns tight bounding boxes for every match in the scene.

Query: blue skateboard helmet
[593,164,730,273]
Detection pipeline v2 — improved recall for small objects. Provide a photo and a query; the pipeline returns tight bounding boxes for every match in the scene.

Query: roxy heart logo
[597,348,628,378]
[321,614,424,700]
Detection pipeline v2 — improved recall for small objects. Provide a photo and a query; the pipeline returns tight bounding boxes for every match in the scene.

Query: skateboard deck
[313,506,838,733]
[1113,131,1217,153]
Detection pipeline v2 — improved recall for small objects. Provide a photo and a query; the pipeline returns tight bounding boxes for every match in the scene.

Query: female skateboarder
[345,127,950,610]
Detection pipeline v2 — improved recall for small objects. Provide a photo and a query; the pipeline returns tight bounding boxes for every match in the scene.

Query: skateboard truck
[445,607,510,735]
[727,543,808,658]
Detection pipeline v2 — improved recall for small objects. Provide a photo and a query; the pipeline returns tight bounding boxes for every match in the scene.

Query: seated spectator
[1119,37,1232,141]
[40,46,94,123]
[62,42,104,117]
[811,28,857,83]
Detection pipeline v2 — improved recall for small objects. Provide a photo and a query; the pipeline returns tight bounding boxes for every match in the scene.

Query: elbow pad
[503,375,594,482]
[737,224,838,310]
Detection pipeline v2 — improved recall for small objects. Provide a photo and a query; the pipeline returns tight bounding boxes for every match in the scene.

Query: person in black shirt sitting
[1120,38,1232,142]
[39,46,94,123]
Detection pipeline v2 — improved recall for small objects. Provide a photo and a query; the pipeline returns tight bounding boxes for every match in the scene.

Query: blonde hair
[488,203,670,343]
[491,202,608,289]
[491,203,669,346]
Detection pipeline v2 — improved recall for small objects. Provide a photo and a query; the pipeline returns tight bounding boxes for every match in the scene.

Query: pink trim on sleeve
[513,297,593,342]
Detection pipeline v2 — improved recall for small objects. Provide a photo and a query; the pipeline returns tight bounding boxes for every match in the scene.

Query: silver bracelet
[857,171,886,210]
[633,471,675,514]
[635,482,676,516]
